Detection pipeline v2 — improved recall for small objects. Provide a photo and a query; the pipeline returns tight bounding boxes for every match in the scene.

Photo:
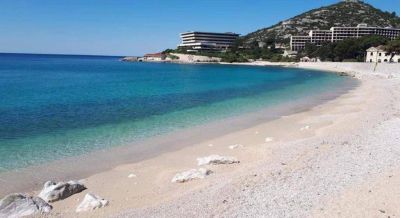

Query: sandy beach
[3,62,400,217]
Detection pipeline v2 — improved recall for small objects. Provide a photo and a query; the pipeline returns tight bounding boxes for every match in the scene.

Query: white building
[366,46,400,63]
[290,35,311,51]
[291,24,400,51]
[179,31,239,52]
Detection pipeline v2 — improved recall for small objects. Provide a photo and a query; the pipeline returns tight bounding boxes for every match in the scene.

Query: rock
[197,155,239,166]
[171,168,212,183]
[208,144,214,147]
[300,125,310,131]
[265,137,274,142]
[0,193,52,218]
[128,173,137,178]
[76,193,109,212]
[38,180,86,202]
[228,144,243,149]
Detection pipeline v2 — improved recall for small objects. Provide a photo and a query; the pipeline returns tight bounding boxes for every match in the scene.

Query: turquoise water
[0,53,353,171]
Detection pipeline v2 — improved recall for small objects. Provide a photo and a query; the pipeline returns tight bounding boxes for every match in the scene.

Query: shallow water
[0,54,354,171]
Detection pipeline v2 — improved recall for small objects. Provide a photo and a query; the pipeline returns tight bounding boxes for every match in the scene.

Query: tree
[385,39,400,62]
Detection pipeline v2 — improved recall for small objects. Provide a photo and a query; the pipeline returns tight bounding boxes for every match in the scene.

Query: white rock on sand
[38,180,86,202]
[0,193,52,218]
[76,193,109,212]
[171,168,212,183]
[128,173,137,178]
[265,137,274,142]
[300,125,310,131]
[228,144,243,149]
[197,155,239,166]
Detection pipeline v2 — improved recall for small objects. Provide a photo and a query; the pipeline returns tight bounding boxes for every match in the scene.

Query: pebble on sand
[228,144,243,149]
[197,155,239,166]
[265,137,274,142]
[300,125,310,131]
[76,193,109,212]
[171,168,212,183]
[128,173,137,178]
[0,193,52,218]
[38,180,86,203]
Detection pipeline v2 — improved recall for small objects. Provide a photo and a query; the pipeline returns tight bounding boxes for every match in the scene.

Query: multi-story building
[178,31,239,52]
[309,30,332,45]
[290,24,400,51]
[366,46,400,63]
[290,35,311,51]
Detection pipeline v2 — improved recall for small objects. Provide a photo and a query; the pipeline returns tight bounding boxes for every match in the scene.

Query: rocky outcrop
[197,155,239,166]
[171,168,212,183]
[0,193,52,218]
[243,1,400,44]
[76,193,109,212]
[121,56,139,62]
[38,180,86,202]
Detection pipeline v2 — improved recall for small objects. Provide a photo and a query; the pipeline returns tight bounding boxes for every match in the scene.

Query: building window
[370,52,373,55]
[370,59,373,62]
[378,59,381,63]
[384,59,388,62]
[379,53,382,56]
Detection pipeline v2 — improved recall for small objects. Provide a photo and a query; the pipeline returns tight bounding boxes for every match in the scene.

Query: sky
[0,0,399,56]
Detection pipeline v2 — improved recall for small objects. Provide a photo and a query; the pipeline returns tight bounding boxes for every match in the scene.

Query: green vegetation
[163,38,295,63]
[385,39,400,62]
[300,35,391,62]
[242,0,400,49]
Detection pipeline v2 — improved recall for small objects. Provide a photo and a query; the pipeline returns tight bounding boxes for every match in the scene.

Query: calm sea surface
[0,53,353,171]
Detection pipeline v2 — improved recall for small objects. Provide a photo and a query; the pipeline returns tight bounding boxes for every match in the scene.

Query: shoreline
[3,62,400,217]
[0,67,356,196]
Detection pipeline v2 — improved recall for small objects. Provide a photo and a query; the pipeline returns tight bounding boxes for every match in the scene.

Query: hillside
[243,0,400,44]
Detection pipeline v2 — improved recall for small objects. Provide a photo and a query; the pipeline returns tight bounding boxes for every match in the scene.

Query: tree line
[300,35,400,62]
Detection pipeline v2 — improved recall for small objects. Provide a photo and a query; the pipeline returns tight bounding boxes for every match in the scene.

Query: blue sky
[0,0,399,56]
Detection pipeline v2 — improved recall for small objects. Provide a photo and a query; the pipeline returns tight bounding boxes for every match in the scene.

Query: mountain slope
[243,0,400,44]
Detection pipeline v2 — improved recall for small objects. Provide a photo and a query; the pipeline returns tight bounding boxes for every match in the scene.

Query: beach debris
[197,155,239,166]
[128,173,137,178]
[38,180,86,203]
[171,168,212,183]
[76,193,109,212]
[0,193,52,218]
[265,137,274,142]
[300,125,310,131]
[228,144,243,149]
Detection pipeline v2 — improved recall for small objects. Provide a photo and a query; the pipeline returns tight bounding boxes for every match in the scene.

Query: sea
[0,53,356,173]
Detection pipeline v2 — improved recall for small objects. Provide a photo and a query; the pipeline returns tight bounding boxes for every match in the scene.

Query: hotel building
[290,24,400,51]
[178,31,240,52]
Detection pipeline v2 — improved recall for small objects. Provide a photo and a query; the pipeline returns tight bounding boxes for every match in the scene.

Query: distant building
[178,31,239,52]
[366,46,400,63]
[143,53,166,61]
[300,56,320,62]
[290,24,400,51]
[290,35,311,51]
